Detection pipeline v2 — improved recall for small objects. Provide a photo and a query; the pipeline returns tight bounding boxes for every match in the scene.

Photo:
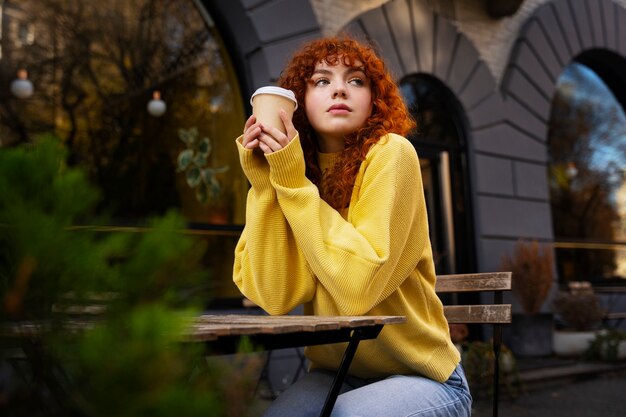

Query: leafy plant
[584,329,626,362]
[553,282,604,331]
[177,127,229,205]
[461,340,520,400]
[500,240,554,315]
[0,136,260,416]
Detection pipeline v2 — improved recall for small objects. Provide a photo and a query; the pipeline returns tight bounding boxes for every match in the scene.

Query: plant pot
[503,313,554,357]
[618,341,626,359]
[553,330,598,357]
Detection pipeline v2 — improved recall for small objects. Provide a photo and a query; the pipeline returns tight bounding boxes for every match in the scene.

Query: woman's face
[304,59,373,152]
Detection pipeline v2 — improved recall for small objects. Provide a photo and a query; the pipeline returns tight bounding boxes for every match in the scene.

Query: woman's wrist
[266,134,308,189]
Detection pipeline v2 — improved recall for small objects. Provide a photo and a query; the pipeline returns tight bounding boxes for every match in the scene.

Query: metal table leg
[319,329,364,417]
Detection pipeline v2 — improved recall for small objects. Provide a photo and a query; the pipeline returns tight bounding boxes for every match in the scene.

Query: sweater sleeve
[266,134,429,315]
[232,135,316,315]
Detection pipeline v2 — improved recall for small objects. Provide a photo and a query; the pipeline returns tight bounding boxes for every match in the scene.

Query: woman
[233,36,471,417]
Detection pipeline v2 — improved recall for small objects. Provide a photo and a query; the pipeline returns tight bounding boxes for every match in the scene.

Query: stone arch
[487,0,626,272]
[502,0,626,143]
[202,0,322,103]
[342,0,497,124]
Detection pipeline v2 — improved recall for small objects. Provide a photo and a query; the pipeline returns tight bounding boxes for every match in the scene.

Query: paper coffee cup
[250,86,298,134]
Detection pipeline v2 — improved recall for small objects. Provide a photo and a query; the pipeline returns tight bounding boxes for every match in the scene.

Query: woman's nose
[333,86,347,98]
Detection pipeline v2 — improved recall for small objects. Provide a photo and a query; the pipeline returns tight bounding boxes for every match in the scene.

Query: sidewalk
[472,358,626,417]
[250,357,626,417]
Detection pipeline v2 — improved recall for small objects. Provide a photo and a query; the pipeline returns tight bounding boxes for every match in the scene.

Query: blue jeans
[262,364,472,417]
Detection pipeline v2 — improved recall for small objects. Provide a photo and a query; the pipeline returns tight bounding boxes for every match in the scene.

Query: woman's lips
[328,104,351,114]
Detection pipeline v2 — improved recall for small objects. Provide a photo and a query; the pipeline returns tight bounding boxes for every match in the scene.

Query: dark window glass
[0,0,247,227]
[548,62,626,284]
[400,73,475,276]
[0,0,248,298]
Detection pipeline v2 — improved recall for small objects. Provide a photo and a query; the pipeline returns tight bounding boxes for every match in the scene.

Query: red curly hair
[278,36,415,210]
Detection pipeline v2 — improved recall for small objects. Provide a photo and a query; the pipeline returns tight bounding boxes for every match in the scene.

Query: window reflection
[548,62,626,283]
[0,0,247,226]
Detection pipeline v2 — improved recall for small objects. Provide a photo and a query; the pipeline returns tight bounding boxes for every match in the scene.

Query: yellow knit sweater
[233,133,459,382]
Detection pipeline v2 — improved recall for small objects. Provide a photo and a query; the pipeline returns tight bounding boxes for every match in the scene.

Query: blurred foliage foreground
[0,137,261,416]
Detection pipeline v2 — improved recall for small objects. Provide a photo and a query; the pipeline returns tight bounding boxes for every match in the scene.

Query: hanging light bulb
[147,90,166,117]
[10,69,34,99]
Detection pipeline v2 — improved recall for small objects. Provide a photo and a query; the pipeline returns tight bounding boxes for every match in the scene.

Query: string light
[10,69,34,99]
[147,90,166,117]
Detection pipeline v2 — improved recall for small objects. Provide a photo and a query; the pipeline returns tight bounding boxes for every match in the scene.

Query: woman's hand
[242,115,262,150]
[257,109,298,154]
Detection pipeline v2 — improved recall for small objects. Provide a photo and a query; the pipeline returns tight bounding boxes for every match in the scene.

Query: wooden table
[3,314,405,417]
[184,314,406,417]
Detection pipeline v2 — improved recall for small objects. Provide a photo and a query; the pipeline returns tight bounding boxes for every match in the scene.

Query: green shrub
[0,136,260,416]
[461,340,520,400]
[584,329,626,363]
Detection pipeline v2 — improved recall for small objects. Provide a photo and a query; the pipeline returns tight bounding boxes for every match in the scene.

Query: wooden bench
[245,272,512,416]
[436,272,512,417]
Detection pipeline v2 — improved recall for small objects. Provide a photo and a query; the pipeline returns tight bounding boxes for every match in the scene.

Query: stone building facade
[206,0,626,292]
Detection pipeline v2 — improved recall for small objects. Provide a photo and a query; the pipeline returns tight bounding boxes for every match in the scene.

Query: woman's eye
[349,78,365,86]
[313,78,330,86]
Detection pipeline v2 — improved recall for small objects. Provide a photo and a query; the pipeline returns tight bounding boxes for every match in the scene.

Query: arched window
[400,74,475,275]
[0,0,248,297]
[1,0,247,226]
[548,58,626,285]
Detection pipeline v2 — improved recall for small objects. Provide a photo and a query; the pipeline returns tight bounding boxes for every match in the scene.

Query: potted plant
[585,329,626,362]
[461,340,519,400]
[552,281,604,357]
[500,240,555,357]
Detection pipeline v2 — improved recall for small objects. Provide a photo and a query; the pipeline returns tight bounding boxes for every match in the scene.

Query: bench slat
[436,272,512,293]
[443,304,512,324]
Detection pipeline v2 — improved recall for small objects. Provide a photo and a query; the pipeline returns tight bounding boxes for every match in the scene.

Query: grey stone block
[474,154,514,196]
[477,196,553,239]
[385,0,419,75]
[447,36,479,94]
[505,69,551,118]
[504,98,548,141]
[587,0,604,46]
[507,41,556,102]
[411,4,435,73]
[618,6,626,58]
[523,23,562,81]
[514,161,550,200]
[552,0,580,55]
[249,0,319,43]
[537,5,571,66]
[433,17,459,82]
[477,238,519,273]
[250,32,321,86]
[471,124,547,162]
[467,94,505,128]
[458,64,496,111]
[248,49,273,88]
[359,8,404,79]
[602,1,617,50]
[569,0,594,50]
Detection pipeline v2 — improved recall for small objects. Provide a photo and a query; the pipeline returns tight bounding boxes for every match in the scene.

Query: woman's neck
[316,132,345,153]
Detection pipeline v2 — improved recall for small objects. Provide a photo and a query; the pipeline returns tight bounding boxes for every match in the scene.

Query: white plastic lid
[250,86,298,110]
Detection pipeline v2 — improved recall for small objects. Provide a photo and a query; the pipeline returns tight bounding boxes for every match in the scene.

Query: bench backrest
[436,272,512,417]
[435,272,512,324]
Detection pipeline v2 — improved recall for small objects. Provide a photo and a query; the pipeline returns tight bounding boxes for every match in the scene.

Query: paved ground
[472,371,626,417]
[250,368,626,417]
